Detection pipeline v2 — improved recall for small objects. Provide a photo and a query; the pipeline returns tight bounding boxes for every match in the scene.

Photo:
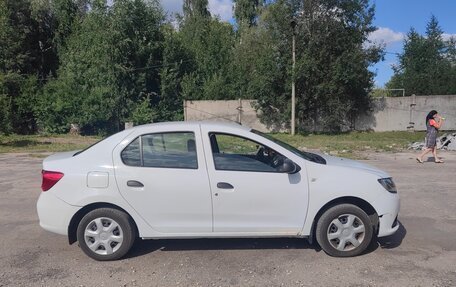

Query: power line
[122,59,193,72]
[0,58,194,82]
[384,51,401,56]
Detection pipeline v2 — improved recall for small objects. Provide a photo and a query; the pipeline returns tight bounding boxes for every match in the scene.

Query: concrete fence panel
[184,95,456,132]
[184,99,269,132]
[356,95,456,131]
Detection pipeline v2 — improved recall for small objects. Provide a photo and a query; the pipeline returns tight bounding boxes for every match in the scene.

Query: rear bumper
[37,191,79,236]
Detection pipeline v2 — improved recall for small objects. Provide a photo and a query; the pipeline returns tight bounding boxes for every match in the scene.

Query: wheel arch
[308,196,379,244]
[68,202,139,245]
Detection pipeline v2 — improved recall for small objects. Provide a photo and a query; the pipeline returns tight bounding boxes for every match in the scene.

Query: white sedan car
[37,122,400,260]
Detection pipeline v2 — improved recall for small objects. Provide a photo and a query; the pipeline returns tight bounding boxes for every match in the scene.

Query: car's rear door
[113,125,213,234]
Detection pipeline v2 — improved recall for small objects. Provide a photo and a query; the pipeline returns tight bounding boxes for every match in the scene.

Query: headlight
[378,177,397,193]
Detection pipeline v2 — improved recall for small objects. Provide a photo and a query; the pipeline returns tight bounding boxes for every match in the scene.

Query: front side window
[209,133,288,172]
[251,129,326,164]
[121,132,197,169]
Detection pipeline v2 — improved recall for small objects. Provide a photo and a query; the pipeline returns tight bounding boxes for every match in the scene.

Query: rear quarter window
[121,137,141,166]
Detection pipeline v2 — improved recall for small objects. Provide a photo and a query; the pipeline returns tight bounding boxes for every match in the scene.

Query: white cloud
[160,0,183,15]
[160,0,233,22]
[442,33,456,41]
[368,27,404,46]
[208,0,233,21]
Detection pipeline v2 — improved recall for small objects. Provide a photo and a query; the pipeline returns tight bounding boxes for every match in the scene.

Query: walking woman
[417,110,445,163]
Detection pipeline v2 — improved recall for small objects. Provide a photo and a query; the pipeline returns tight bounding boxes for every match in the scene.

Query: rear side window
[121,132,197,169]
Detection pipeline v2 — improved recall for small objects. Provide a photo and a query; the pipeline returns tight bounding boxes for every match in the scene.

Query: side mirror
[279,159,301,174]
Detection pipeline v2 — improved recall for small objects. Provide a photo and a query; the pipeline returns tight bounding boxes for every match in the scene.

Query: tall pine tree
[387,16,456,96]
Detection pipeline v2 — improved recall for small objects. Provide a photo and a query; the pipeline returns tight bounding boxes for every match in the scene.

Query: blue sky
[160,0,456,87]
[370,0,456,87]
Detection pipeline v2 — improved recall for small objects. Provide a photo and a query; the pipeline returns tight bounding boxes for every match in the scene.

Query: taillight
[41,170,64,191]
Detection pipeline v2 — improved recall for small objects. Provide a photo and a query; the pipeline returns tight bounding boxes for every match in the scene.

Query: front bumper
[378,213,400,237]
[377,194,400,237]
[37,191,80,236]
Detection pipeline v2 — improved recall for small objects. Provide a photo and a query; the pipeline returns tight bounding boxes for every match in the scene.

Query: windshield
[251,129,326,164]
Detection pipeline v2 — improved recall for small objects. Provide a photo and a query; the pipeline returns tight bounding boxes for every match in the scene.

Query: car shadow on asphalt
[127,237,317,259]
[365,220,406,254]
[126,223,406,259]
[377,221,407,249]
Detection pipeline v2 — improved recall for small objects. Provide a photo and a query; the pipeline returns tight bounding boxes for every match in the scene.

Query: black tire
[316,204,373,257]
[77,208,136,261]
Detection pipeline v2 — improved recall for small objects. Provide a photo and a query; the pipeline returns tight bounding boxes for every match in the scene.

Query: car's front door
[113,127,212,234]
[201,128,309,235]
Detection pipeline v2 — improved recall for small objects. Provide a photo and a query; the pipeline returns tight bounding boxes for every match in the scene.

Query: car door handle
[217,182,234,189]
[127,180,144,188]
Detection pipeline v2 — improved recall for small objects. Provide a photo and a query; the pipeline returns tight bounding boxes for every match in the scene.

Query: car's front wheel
[77,208,136,261]
[316,204,373,257]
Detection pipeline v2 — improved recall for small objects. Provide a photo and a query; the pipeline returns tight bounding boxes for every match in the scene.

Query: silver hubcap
[84,217,124,255]
[327,214,365,252]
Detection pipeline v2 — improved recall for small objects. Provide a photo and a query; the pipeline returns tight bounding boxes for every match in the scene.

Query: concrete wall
[184,95,456,132]
[355,95,456,131]
[184,100,269,132]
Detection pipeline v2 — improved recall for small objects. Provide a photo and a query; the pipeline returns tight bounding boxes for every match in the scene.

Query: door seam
[199,124,215,232]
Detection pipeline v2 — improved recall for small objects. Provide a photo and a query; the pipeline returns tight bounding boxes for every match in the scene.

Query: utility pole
[291,19,297,135]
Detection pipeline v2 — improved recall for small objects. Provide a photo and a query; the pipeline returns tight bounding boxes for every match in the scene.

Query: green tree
[109,0,164,125]
[183,0,210,18]
[0,0,57,134]
[234,0,262,27]
[232,0,382,131]
[158,24,195,121]
[445,37,456,94]
[51,0,87,51]
[230,1,293,130]
[179,0,236,101]
[296,0,383,131]
[387,16,456,95]
[38,0,165,134]
[38,3,116,133]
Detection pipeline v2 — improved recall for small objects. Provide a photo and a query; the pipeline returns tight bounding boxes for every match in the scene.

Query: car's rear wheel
[316,204,373,257]
[77,208,136,261]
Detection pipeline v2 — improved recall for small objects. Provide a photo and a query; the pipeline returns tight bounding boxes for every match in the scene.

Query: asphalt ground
[0,151,455,287]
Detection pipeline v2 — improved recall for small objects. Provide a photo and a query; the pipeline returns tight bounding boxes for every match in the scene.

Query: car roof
[132,121,252,132]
